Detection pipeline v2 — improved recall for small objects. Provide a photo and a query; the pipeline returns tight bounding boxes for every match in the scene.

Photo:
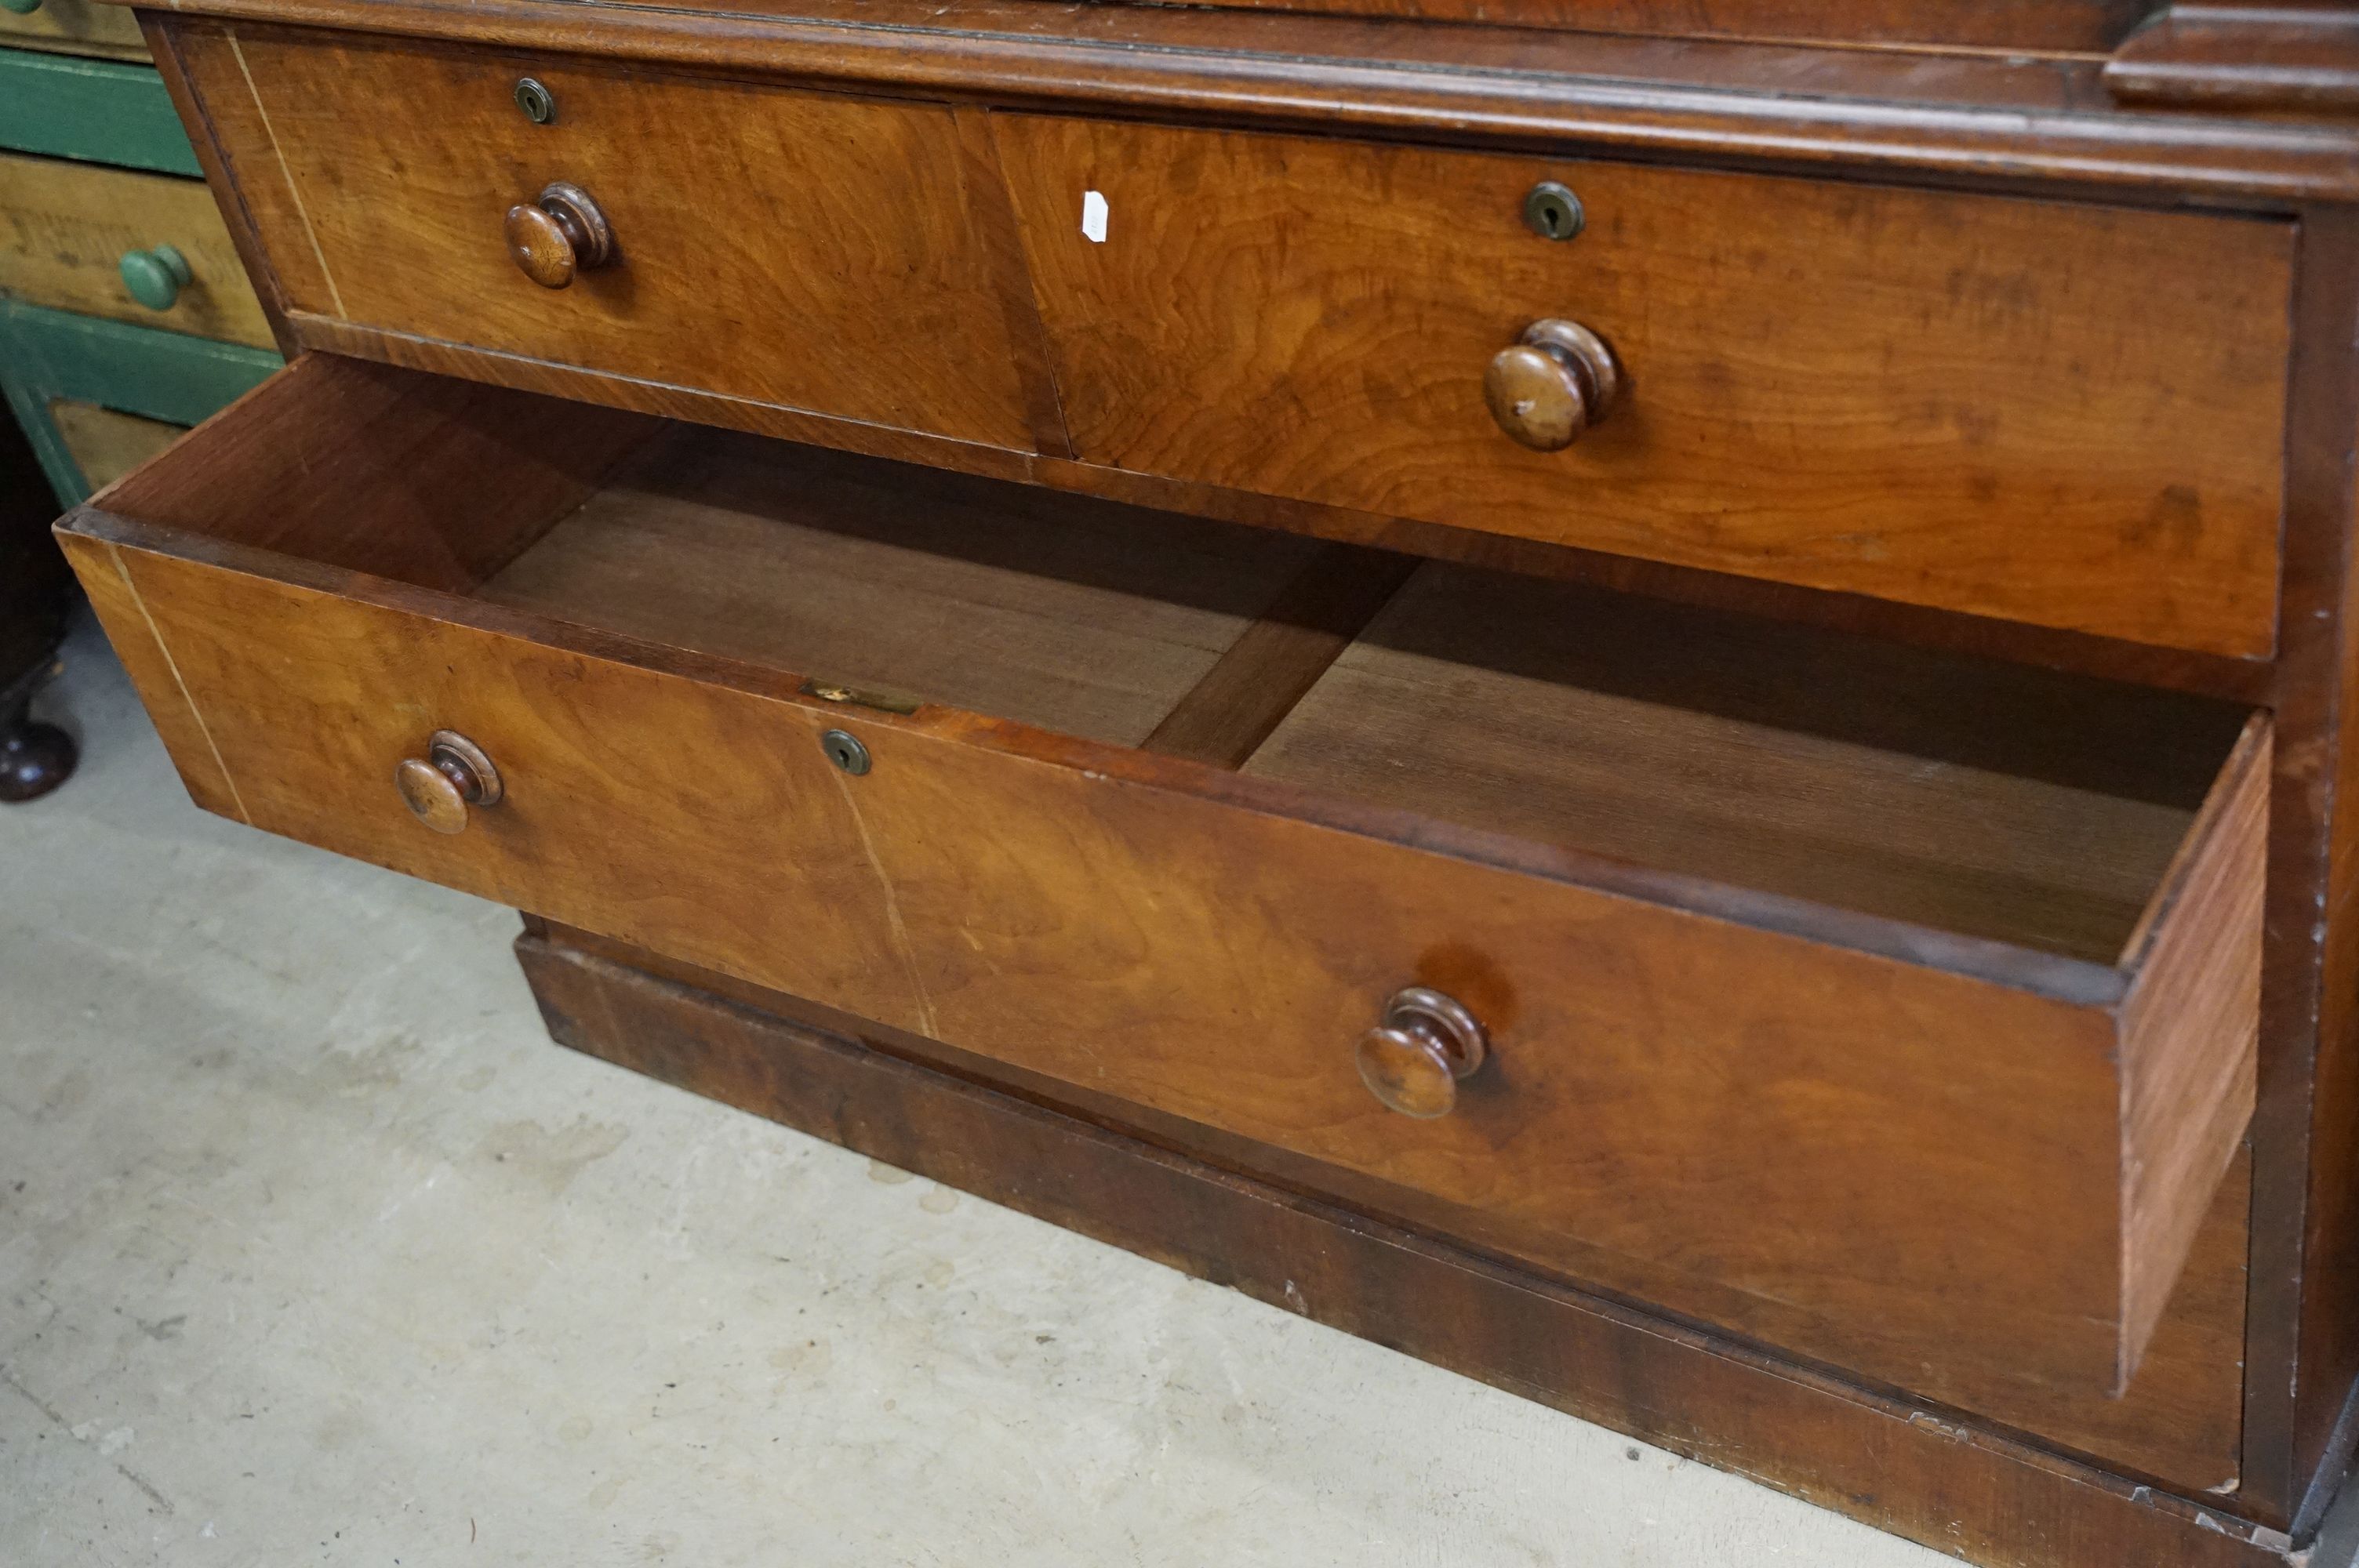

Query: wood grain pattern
[150,16,320,343]
[125,0,2359,205]
[1140,0,2149,53]
[187,24,1038,448]
[519,929,2282,1568]
[2205,202,2359,1529]
[279,310,2279,706]
[48,400,184,492]
[96,353,657,593]
[0,0,147,60]
[111,0,2359,1545]
[1246,561,2250,964]
[58,529,246,822]
[2116,716,2266,1385]
[536,906,2258,1497]
[995,114,2292,657]
[480,426,1326,749]
[1142,543,1417,768]
[2272,205,2359,1526]
[2106,4,2359,114]
[0,151,272,347]
[52,355,2263,1399]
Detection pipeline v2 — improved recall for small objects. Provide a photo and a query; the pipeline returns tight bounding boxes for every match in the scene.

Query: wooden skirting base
[514,923,2293,1568]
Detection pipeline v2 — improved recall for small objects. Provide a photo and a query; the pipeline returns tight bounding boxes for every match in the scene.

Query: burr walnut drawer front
[62,354,2263,1407]
[169,24,1039,449]
[994,116,2294,659]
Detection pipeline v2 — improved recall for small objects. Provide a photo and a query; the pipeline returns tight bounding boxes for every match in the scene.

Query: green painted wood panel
[0,299,280,503]
[0,49,199,175]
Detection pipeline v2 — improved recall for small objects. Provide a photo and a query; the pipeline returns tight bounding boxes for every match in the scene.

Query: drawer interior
[475,426,1335,750]
[74,354,2266,1403]
[1245,565,2247,964]
[97,357,2252,968]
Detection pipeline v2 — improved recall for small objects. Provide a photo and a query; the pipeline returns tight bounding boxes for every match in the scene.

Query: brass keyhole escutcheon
[394,731,503,835]
[821,729,872,775]
[1522,181,1584,241]
[514,77,556,124]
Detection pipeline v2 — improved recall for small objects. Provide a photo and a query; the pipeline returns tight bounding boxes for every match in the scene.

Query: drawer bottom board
[514,922,2283,1568]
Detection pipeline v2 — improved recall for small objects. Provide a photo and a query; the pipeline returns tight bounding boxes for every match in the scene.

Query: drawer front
[0,0,150,61]
[61,358,2261,1405]
[176,26,1039,449]
[0,151,272,348]
[0,298,279,506]
[48,398,183,492]
[995,116,2292,658]
[0,51,198,175]
[71,516,2263,1399]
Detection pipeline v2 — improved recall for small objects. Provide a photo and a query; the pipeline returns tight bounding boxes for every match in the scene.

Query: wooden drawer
[0,0,149,61]
[47,397,181,490]
[994,116,2292,659]
[0,151,272,348]
[174,25,1039,450]
[60,353,2262,1404]
[0,51,198,176]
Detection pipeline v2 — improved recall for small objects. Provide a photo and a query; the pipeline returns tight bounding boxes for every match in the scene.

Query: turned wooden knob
[394,731,503,834]
[1356,987,1489,1119]
[504,181,612,289]
[1484,318,1622,452]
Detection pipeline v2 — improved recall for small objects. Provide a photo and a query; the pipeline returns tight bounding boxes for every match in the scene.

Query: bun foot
[0,699,75,803]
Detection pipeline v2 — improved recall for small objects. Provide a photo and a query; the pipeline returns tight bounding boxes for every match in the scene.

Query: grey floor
[0,615,2132,1565]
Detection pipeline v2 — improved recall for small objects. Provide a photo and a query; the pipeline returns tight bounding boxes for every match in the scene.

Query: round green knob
[0,0,43,17]
[118,245,191,311]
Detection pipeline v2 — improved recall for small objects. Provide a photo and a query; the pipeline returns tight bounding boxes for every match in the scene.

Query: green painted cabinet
[0,28,282,797]
[0,38,281,502]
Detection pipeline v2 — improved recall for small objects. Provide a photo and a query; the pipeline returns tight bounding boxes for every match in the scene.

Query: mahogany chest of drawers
[50,2,2359,1562]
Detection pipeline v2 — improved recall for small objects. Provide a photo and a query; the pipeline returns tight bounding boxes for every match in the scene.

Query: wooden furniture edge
[57,482,2165,1011]
[125,0,2359,203]
[0,299,279,506]
[140,9,301,357]
[2116,713,2269,1386]
[0,47,201,175]
[117,5,2359,1533]
[274,315,2274,704]
[2106,4,2359,115]
[524,0,2158,59]
[513,923,2300,1568]
[2238,202,2359,1520]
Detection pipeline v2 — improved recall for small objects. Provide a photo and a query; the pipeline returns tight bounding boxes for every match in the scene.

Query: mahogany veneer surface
[481,428,1325,749]
[57,356,2262,1425]
[180,27,1041,448]
[72,0,2359,1541]
[995,114,2292,658]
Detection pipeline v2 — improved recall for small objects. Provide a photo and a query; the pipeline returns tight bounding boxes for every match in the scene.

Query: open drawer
[59,354,2263,1402]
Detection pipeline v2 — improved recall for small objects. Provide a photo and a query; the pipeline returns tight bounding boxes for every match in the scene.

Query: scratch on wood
[823,742,940,1040]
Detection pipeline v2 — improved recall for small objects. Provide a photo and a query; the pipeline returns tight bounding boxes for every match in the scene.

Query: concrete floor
[0,615,2118,1565]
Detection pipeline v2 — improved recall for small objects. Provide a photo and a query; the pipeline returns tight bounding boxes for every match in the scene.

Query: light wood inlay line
[227,27,347,318]
[105,542,253,826]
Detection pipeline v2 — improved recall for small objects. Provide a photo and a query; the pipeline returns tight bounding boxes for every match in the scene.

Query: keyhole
[1521,181,1584,242]
[821,728,872,775]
